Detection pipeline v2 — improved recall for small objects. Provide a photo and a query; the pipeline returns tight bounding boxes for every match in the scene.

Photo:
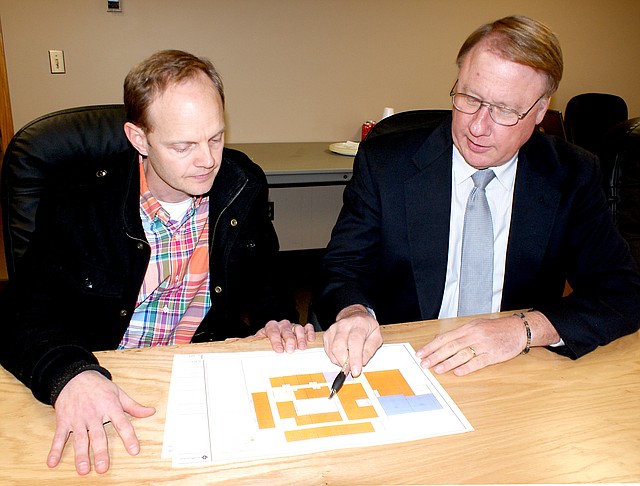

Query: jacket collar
[207,148,250,214]
[119,147,250,237]
[411,114,453,172]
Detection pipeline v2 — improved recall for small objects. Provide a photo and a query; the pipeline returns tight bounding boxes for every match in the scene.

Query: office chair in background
[364,109,451,140]
[564,93,628,155]
[1,104,129,279]
[598,117,640,266]
[368,108,568,141]
[536,109,567,140]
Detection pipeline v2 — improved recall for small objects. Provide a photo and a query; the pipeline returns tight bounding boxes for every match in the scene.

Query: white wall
[1,0,639,142]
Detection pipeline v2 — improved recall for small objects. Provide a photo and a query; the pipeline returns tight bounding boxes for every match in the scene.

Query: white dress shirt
[438,146,518,318]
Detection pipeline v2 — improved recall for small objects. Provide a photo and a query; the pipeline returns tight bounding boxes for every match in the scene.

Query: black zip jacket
[0,147,298,405]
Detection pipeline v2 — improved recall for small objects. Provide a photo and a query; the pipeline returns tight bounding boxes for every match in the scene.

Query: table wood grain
[1,314,638,484]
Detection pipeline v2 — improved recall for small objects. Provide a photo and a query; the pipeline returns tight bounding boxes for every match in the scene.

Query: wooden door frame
[0,16,11,281]
[0,16,14,154]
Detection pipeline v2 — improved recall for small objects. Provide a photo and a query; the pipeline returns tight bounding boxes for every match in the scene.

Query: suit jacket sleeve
[314,142,381,326]
[314,127,449,327]
[505,134,640,359]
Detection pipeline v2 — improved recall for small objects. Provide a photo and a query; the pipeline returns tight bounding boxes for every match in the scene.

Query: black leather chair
[564,93,628,155]
[367,108,568,141]
[598,117,640,266]
[364,109,451,140]
[536,109,566,140]
[1,104,129,279]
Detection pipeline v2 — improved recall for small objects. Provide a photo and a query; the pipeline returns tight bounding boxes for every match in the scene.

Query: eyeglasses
[450,80,545,127]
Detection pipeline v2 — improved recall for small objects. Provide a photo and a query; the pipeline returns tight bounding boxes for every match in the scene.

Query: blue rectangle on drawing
[378,394,443,415]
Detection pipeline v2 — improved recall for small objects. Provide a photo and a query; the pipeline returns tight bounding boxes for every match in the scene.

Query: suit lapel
[401,127,563,315]
[404,124,453,317]
[502,141,561,308]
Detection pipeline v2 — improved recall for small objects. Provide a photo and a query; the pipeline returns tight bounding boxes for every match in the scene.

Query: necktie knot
[471,169,496,190]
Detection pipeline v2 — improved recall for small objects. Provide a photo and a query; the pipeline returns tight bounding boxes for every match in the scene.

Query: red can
[361,120,376,141]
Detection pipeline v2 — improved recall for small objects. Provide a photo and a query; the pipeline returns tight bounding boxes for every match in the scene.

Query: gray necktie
[458,169,496,316]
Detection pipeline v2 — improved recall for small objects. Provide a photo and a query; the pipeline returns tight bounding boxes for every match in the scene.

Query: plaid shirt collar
[138,157,205,224]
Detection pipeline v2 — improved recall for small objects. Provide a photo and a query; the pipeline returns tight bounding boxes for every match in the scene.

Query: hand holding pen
[322,304,383,387]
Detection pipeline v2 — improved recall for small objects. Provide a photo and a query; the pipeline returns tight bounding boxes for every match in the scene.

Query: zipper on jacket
[209,177,248,257]
[193,176,249,341]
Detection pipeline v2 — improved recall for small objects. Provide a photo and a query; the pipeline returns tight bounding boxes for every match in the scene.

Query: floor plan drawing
[162,343,472,466]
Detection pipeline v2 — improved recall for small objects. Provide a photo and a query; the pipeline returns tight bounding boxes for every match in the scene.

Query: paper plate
[329,141,359,156]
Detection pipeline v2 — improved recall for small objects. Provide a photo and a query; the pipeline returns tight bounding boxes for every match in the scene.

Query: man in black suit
[315,15,640,378]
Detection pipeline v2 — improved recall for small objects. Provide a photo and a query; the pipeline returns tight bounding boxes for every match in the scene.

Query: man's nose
[469,104,493,136]
[196,144,216,168]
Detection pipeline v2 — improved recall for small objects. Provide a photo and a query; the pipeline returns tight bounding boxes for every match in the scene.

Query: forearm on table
[29,346,112,405]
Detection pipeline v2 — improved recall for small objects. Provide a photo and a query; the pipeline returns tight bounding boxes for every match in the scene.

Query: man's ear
[534,97,551,126]
[124,122,149,156]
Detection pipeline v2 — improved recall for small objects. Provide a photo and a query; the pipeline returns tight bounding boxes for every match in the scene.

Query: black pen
[328,358,350,399]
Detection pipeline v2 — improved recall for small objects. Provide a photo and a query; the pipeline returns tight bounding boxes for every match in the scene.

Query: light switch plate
[48,50,65,74]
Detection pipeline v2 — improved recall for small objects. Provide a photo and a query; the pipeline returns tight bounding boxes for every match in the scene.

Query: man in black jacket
[0,50,314,475]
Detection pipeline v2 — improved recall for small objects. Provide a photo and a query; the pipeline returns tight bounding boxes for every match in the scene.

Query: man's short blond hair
[457,15,563,97]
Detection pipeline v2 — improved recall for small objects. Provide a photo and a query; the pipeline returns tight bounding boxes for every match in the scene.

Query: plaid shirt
[118,162,211,348]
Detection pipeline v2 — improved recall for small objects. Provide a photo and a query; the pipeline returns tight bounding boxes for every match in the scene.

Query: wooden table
[1,315,638,484]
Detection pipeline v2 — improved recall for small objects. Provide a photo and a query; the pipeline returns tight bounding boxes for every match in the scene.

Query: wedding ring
[469,346,477,358]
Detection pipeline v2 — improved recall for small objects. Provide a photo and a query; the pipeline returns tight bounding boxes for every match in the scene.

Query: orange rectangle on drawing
[295,411,342,426]
[251,392,275,429]
[364,369,414,397]
[295,386,329,400]
[276,400,297,419]
[270,374,300,387]
[285,421,375,441]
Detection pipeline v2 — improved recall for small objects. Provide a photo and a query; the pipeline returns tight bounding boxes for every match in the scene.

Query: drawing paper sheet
[162,343,473,467]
